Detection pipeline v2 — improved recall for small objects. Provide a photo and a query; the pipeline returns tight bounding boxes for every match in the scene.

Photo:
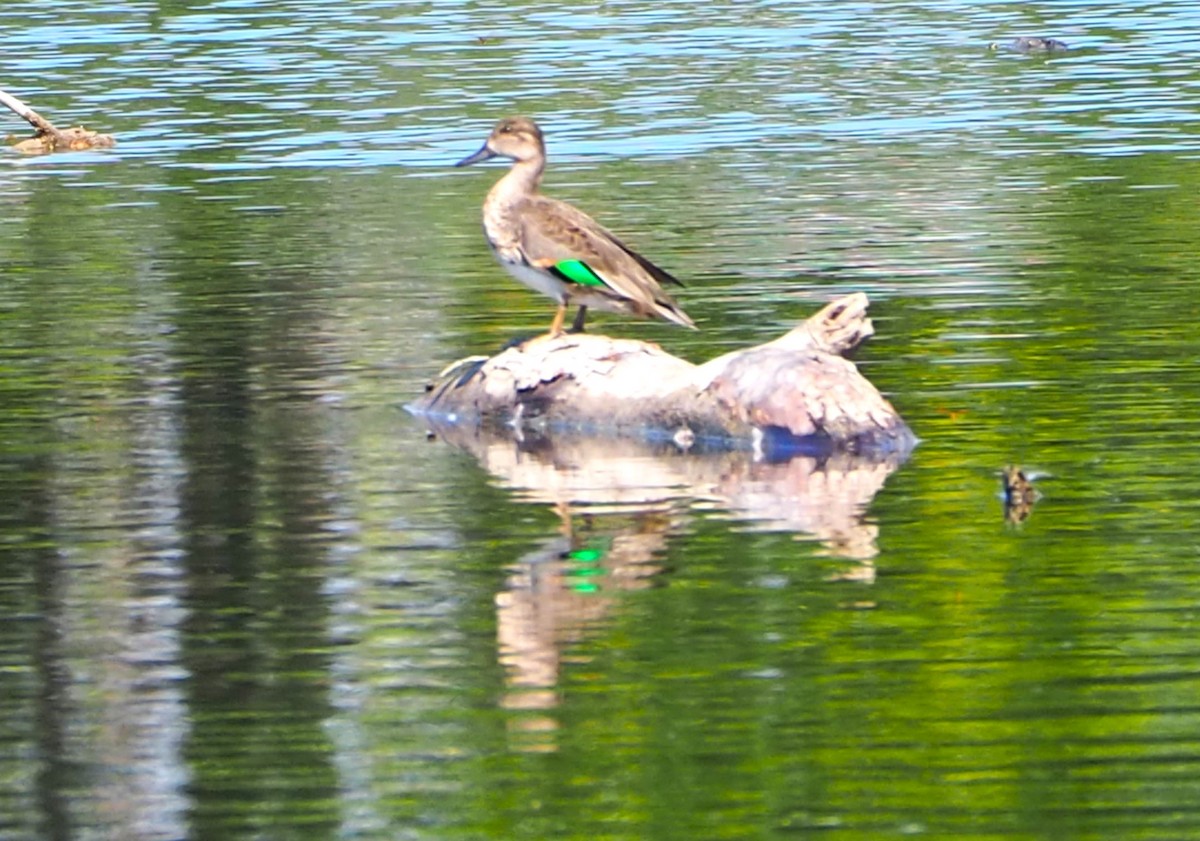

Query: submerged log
[1,87,115,154]
[412,293,914,457]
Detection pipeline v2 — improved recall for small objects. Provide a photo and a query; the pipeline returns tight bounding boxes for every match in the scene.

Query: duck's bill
[455,144,496,167]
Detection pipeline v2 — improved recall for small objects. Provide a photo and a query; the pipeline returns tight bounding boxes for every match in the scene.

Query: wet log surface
[1,87,114,154]
[412,293,915,457]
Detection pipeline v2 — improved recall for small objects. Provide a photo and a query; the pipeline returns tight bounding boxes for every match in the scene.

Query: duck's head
[455,116,545,167]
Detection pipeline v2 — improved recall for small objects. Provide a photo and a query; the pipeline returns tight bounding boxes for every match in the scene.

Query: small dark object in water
[990,37,1069,54]
[1002,465,1039,524]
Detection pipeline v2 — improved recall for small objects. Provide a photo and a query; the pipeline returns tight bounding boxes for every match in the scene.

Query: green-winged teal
[455,116,695,336]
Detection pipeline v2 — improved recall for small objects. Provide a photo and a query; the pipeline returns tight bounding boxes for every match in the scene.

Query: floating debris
[1,87,115,155]
[989,37,1069,54]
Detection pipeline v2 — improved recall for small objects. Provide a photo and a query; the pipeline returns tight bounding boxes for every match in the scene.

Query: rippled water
[3,1,1200,839]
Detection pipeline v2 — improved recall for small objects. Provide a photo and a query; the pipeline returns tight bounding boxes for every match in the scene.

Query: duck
[1002,465,1040,524]
[455,116,695,336]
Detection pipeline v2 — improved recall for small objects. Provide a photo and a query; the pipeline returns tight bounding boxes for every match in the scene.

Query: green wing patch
[552,259,606,287]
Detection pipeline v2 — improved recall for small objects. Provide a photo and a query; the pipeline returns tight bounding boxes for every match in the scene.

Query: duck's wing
[517,196,694,326]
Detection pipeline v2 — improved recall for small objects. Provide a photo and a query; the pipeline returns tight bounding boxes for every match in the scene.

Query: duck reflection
[496,502,677,750]
[427,422,906,749]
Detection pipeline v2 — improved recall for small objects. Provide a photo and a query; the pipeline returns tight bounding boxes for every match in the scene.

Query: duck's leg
[569,305,588,334]
[548,300,568,336]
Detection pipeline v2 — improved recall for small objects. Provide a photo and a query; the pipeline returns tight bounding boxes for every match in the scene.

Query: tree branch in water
[1,87,115,154]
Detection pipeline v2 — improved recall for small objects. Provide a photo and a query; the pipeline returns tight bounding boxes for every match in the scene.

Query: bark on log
[412,293,914,457]
[1,87,115,154]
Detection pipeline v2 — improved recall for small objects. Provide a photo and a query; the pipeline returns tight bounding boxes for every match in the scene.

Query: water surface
[3,1,1200,839]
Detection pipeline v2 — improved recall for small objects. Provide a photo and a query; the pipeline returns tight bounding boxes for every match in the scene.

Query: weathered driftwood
[412,293,914,456]
[1,87,114,154]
